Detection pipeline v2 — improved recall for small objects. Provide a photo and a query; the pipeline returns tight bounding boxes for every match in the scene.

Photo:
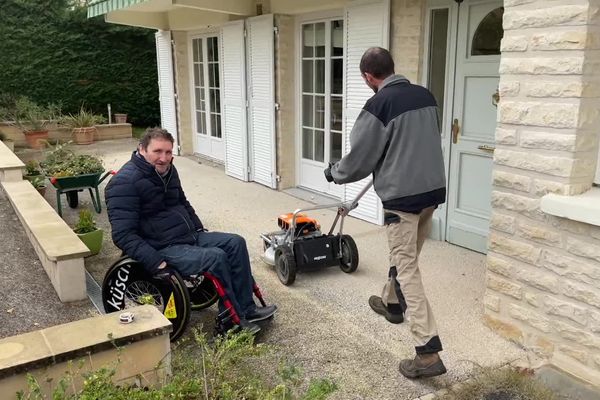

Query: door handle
[451,118,460,144]
[477,144,495,153]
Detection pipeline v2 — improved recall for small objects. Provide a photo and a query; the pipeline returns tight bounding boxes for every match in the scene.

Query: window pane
[197,39,203,62]
[302,95,314,127]
[214,89,221,113]
[302,24,314,57]
[193,39,199,62]
[427,8,449,122]
[208,37,219,62]
[215,114,222,138]
[330,132,342,163]
[471,7,504,56]
[209,63,219,87]
[331,20,343,57]
[196,111,204,134]
[315,23,325,57]
[193,64,200,86]
[315,59,325,93]
[211,114,219,137]
[331,59,343,94]
[195,88,202,110]
[315,96,325,129]
[302,128,314,160]
[302,60,313,92]
[314,130,324,162]
[201,113,206,134]
[331,96,342,131]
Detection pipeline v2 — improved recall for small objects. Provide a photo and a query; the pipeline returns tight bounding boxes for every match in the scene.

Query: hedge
[0,0,160,126]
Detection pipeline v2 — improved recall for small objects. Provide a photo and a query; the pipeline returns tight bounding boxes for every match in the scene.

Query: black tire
[275,246,297,286]
[102,257,191,341]
[339,234,359,273]
[188,276,218,310]
[66,191,79,208]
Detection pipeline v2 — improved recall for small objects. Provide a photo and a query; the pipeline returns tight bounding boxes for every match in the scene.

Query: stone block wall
[172,31,194,155]
[390,0,425,83]
[486,0,600,385]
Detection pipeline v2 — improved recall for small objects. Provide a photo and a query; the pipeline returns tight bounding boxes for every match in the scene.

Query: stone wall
[390,0,425,83]
[486,0,600,385]
[172,31,194,155]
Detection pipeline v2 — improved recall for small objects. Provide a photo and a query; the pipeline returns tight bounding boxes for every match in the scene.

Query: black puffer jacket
[105,152,204,273]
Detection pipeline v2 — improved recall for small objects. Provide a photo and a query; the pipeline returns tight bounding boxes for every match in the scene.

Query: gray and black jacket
[330,75,446,212]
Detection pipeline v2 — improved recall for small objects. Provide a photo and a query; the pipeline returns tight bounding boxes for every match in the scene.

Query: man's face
[139,138,173,174]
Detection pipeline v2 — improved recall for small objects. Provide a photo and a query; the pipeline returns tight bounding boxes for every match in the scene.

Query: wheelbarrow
[49,170,116,217]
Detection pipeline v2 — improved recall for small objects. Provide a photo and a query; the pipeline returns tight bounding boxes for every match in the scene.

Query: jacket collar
[130,151,173,178]
[379,74,409,91]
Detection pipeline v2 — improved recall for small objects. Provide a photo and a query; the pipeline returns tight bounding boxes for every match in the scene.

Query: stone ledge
[0,140,25,182]
[541,188,600,227]
[1,180,90,301]
[0,305,172,396]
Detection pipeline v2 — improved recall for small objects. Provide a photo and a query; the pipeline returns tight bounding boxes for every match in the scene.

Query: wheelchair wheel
[339,234,359,273]
[275,246,296,286]
[66,191,79,208]
[102,257,191,341]
[187,275,218,310]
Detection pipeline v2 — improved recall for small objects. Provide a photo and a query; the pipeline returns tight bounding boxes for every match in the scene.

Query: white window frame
[595,147,600,185]
[187,31,224,150]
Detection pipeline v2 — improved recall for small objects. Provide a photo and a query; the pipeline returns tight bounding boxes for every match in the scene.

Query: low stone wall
[0,122,132,147]
[0,305,172,397]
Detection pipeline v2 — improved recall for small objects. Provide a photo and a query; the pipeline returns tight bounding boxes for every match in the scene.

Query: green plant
[29,175,46,189]
[61,105,106,128]
[0,131,5,141]
[25,160,42,176]
[10,97,62,134]
[73,209,97,234]
[41,142,104,177]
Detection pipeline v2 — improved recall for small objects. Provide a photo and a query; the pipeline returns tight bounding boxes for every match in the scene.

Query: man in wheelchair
[105,127,277,334]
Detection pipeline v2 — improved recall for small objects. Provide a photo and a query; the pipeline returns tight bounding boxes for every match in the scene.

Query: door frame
[187,29,225,162]
[294,9,345,199]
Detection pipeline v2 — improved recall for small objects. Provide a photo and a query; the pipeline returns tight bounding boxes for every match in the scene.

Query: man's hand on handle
[324,162,335,183]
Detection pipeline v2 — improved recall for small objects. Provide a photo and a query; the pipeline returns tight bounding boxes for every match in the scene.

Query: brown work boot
[399,353,447,379]
[368,295,404,324]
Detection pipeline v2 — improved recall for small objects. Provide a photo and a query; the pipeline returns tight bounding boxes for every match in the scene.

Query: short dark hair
[139,127,174,150]
[359,47,395,79]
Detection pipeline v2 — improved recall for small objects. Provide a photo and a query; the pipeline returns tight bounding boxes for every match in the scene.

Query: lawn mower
[260,181,373,285]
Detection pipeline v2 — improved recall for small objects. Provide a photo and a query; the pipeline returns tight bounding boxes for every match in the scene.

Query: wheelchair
[101,256,267,341]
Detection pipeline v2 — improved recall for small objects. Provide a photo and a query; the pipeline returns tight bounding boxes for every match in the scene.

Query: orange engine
[278,213,320,236]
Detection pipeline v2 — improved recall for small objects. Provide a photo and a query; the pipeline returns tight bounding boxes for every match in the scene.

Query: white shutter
[343,0,390,225]
[155,30,179,153]
[247,14,277,189]
[221,21,249,181]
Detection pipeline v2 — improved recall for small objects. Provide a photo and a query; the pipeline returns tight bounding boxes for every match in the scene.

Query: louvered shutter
[247,14,277,189]
[221,21,249,181]
[155,30,179,153]
[343,0,390,224]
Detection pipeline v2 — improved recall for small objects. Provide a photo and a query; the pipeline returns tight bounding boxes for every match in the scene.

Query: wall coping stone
[541,188,600,227]
[0,140,25,171]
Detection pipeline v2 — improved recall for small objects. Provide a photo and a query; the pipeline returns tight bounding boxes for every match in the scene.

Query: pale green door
[446,0,503,253]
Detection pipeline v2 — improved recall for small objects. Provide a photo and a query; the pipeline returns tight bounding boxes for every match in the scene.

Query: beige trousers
[382,206,438,348]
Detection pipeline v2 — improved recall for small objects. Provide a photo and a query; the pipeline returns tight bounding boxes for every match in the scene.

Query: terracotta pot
[72,127,96,145]
[24,130,49,149]
[114,113,127,124]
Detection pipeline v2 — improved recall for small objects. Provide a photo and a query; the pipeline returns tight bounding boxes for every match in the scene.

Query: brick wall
[486,0,600,384]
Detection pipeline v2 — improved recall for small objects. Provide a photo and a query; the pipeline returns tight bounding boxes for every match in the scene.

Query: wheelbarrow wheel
[66,191,79,208]
[275,246,296,286]
[339,234,359,273]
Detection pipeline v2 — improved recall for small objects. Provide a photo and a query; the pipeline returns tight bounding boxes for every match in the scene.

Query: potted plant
[29,175,47,196]
[62,106,105,145]
[11,97,61,150]
[0,131,14,151]
[23,160,43,182]
[114,113,127,123]
[73,208,103,255]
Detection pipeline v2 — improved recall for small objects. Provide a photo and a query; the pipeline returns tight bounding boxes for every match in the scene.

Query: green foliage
[73,209,97,234]
[41,142,104,176]
[29,175,46,189]
[25,160,42,176]
[0,1,159,126]
[9,97,62,133]
[61,105,106,128]
[0,131,6,141]
[16,330,338,400]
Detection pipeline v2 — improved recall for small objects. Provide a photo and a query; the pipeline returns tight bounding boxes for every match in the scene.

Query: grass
[132,126,147,139]
[437,367,557,400]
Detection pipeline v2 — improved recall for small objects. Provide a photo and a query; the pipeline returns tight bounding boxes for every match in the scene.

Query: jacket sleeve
[330,109,390,184]
[105,174,165,273]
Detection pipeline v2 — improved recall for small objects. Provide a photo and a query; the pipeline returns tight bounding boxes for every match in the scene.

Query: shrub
[25,160,42,176]
[41,142,104,177]
[61,105,106,128]
[10,97,62,133]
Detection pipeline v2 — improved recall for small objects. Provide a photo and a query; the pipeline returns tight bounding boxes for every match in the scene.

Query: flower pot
[24,174,43,183]
[24,130,49,149]
[72,127,96,145]
[114,113,127,124]
[77,228,103,256]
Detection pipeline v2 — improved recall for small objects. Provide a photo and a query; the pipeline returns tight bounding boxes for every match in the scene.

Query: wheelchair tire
[339,234,359,273]
[275,246,296,286]
[102,257,191,341]
[66,191,79,208]
[188,276,218,310]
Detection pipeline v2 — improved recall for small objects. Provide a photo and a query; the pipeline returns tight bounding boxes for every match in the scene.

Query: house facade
[89,0,600,386]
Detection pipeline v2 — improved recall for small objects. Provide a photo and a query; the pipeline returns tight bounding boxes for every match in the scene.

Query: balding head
[359,47,395,79]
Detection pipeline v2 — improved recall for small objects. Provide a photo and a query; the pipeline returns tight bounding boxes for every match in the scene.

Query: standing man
[324,47,447,378]
[105,128,277,334]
